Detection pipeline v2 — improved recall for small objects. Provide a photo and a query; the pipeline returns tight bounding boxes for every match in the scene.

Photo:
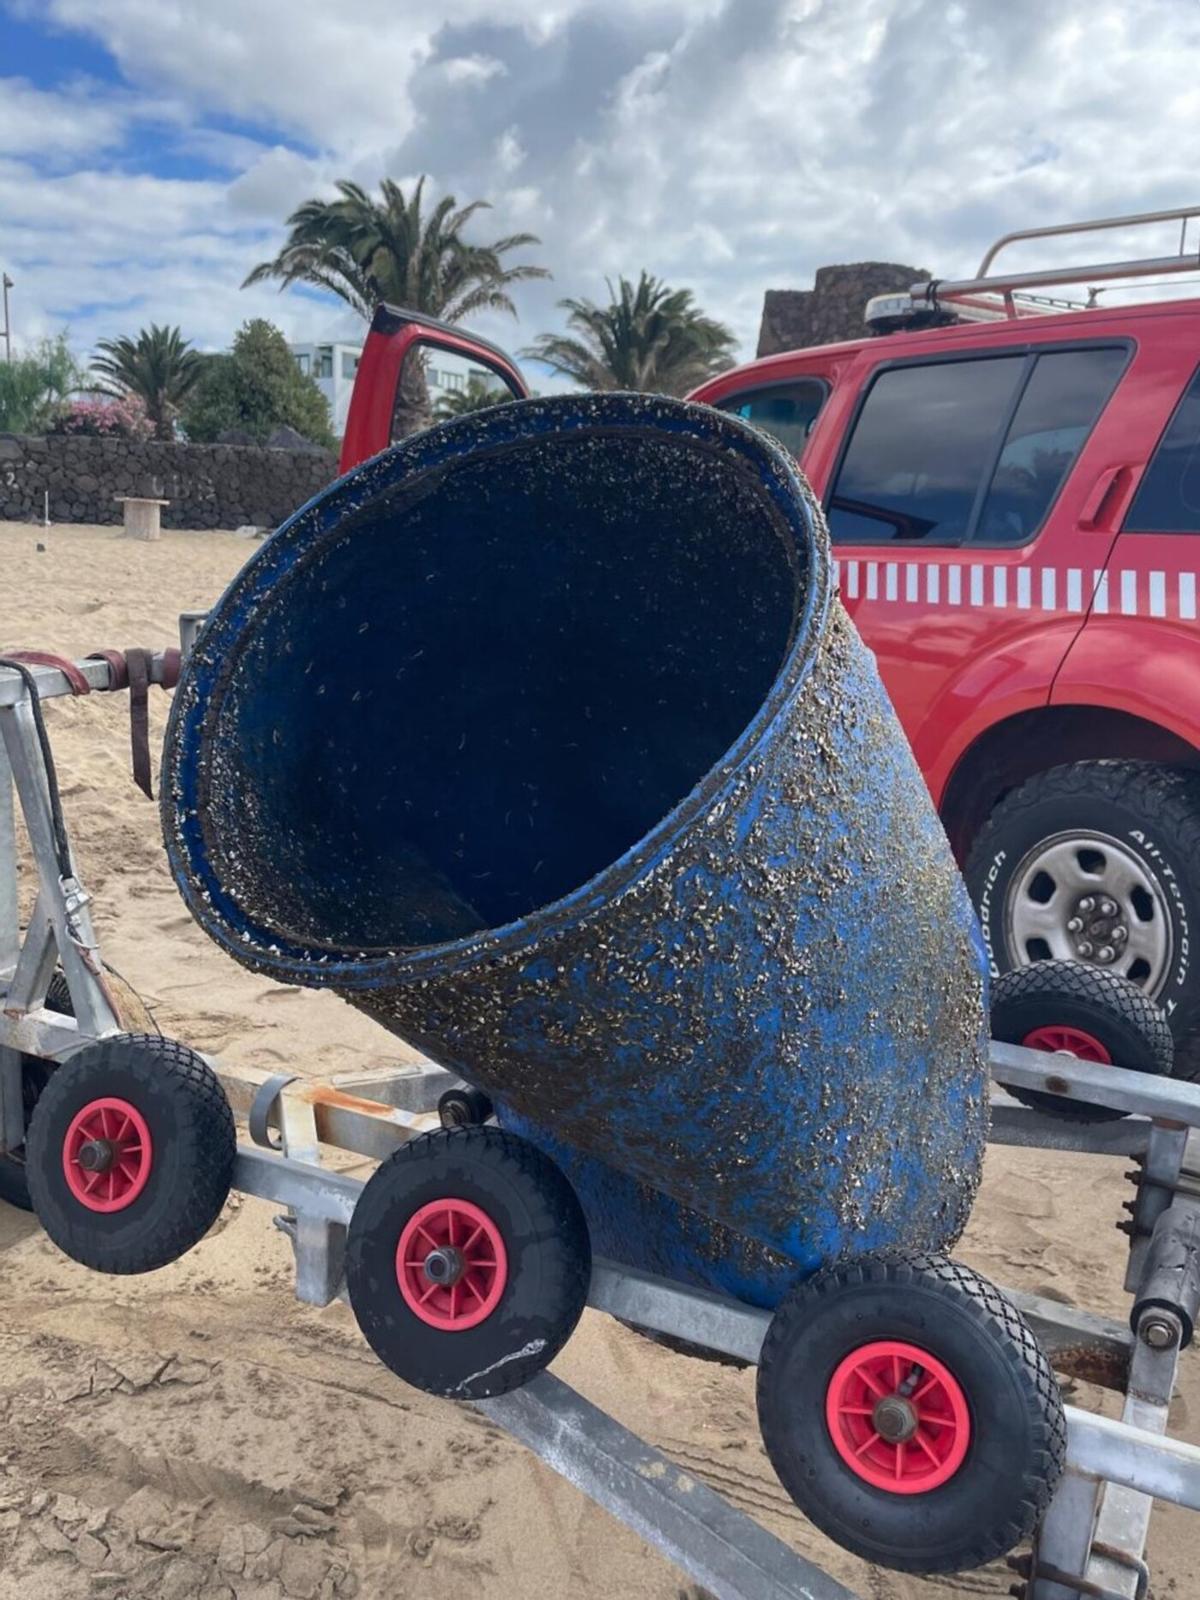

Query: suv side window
[718,380,827,459]
[829,346,1126,546]
[1124,364,1200,532]
[976,346,1128,544]
[828,356,1025,544]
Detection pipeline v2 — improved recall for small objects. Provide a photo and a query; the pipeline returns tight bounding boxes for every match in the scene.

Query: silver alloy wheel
[1005,829,1173,996]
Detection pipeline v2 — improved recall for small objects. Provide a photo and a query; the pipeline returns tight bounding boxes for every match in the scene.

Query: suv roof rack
[865,204,1200,333]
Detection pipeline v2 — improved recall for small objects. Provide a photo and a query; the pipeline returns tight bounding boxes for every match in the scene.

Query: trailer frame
[4,647,1200,1600]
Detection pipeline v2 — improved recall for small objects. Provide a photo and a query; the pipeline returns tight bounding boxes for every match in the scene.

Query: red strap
[124,648,154,800]
[2,650,91,695]
[86,648,128,689]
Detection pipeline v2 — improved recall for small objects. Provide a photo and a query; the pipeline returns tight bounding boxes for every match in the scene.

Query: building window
[316,347,333,380]
[294,352,310,376]
[341,350,359,380]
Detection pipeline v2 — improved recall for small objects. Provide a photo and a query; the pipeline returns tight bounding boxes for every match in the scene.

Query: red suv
[343,209,1200,1073]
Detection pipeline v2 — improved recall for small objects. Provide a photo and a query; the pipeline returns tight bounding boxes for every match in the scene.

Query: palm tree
[245,176,548,437]
[524,272,737,396]
[433,372,513,421]
[243,176,549,322]
[91,324,202,441]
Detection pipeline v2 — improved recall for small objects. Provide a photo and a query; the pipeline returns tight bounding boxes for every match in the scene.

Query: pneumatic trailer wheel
[992,960,1173,1120]
[25,1033,235,1272]
[756,1255,1065,1574]
[346,1125,590,1399]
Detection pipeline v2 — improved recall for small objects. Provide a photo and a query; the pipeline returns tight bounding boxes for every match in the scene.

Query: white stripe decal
[833,558,841,588]
[841,559,1198,619]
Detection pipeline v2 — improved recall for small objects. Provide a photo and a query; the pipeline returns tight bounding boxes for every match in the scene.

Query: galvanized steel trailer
[4,647,1200,1600]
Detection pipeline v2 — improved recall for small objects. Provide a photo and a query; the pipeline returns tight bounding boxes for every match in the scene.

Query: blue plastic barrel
[162,393,989,1304]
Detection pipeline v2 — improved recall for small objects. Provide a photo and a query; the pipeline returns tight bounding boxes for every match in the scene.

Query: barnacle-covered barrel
[162,393,989,1299]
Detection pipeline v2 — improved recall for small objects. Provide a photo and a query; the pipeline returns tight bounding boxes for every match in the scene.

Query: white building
[289,337,507,438]
[289,340,362,438]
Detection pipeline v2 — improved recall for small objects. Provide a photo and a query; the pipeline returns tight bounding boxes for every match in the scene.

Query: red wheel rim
[1023,1024,1112,1064]
[825,1339,971,1494]
[62,1097,153,1213]
[396,1198,507,1331]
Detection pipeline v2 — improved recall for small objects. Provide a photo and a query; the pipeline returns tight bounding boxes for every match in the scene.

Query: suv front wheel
[965,760,1200,1078]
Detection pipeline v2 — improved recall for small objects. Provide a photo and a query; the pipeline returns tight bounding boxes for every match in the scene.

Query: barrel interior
[205,427,804,951]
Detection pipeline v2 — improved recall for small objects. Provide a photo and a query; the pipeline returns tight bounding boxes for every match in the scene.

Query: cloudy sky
[4,0,1200,377]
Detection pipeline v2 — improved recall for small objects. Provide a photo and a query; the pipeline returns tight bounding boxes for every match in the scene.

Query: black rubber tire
[346,1125,590,1399]
[25,1033,235,1272]
[756,1254,1065,1574]
[965,761,1200,1076]
[992,960,1173,1120]
[437,1086,494,1129]
[0,972,75,1212]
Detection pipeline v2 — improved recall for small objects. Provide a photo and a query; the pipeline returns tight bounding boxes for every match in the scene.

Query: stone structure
[756,261,928,356]
[0,433,337,530]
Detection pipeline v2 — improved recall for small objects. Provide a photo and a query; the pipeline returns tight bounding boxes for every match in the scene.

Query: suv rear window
[828,346,1126,546]
[718,380,827,459]
[1124,364,1200,533]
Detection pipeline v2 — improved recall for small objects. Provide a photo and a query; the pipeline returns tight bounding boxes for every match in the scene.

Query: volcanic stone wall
[0,433,337,530]
[757,261,928,355]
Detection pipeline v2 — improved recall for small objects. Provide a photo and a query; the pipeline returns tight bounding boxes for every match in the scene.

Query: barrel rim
[161,391,832,988]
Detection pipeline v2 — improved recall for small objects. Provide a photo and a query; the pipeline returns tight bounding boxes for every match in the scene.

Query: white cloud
[441,54,508,86]
[0,77,126,160]
[4,0,1200,372]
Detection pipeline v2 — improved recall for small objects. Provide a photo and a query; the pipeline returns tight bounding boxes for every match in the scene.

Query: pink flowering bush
[50,393,154,440]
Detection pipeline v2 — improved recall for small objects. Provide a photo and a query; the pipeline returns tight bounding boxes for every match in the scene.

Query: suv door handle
[1079,464,1135,531]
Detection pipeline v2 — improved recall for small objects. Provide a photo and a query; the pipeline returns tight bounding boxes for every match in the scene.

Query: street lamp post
[1,275,11,362]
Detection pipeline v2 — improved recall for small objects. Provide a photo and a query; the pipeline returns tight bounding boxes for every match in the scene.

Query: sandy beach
[1,519,1196,1600]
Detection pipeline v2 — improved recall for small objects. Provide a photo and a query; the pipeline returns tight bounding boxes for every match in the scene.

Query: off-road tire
[965,761,1200,1076]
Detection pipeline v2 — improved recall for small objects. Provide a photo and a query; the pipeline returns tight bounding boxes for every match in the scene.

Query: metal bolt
[1099,898,1117,917]
[1112,926,1128,945]
[1097,946,1115,964]
[1067,916,1083,934]
[1142,1315,1179,1350]
[1079,896,1096,914]
[1077,941,1094,958]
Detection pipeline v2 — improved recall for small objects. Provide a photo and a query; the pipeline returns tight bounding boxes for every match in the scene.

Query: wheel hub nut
[872,1395,919,1443]
[77,1138,116,1173]
[1068,890,1129,964]
[422,1245,465,1287]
